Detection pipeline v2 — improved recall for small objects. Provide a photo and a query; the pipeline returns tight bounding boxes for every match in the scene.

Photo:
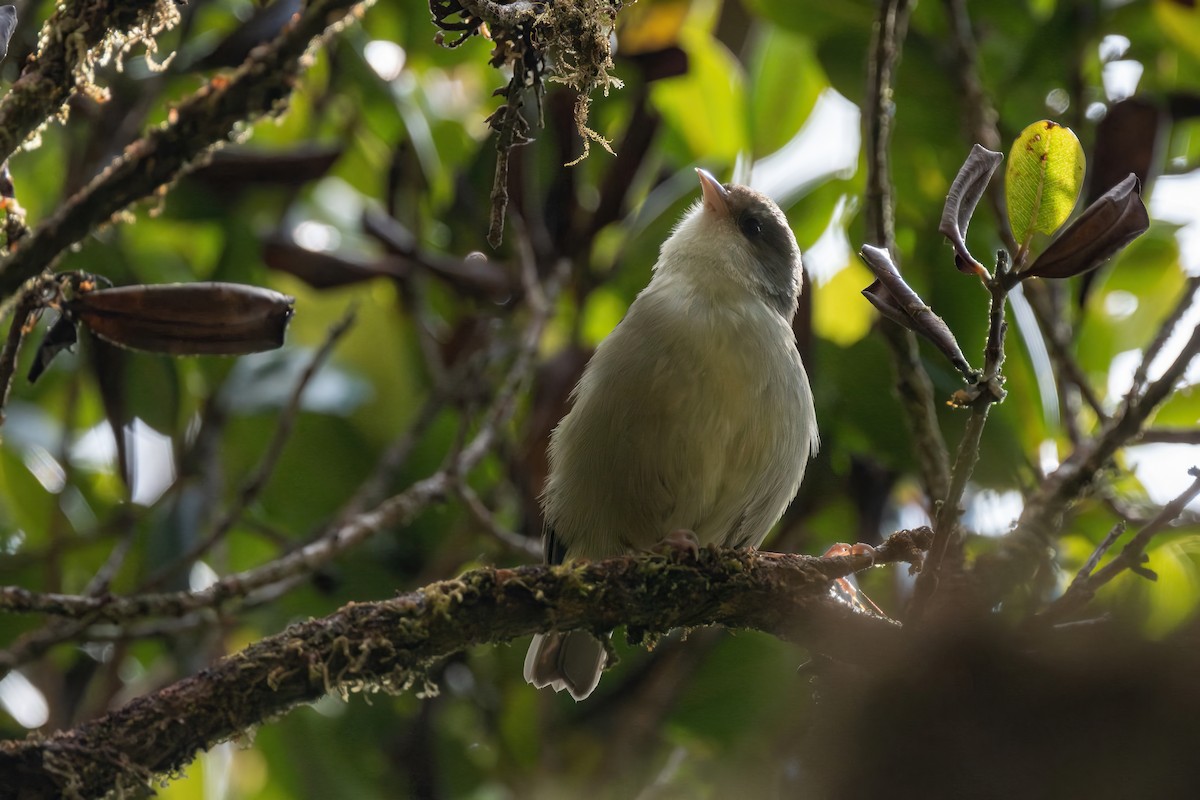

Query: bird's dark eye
[739,215,763,238]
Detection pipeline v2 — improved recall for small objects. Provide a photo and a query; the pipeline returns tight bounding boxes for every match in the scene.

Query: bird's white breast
[542,269,817,561]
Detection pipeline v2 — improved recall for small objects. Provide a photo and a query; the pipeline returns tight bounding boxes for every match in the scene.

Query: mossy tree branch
[0,0,373,301]
[0,530,928,800]
[0,0,174,165]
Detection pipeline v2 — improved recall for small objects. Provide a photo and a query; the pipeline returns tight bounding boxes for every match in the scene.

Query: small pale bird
[524,169,818,700]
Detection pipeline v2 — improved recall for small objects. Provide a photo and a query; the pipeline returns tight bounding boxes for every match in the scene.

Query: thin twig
[82,527,138,597]
[1074,521,1127,585]
[1128,276,1200,399]
[1041,469,1200,623]
[910,253,1014,618]
[0,283,41,426]
[864,0,912,254]
[941,0,1017,254]
[863,0,951,504]
[978,319,1200,602]
[140,307,358,590]
[338,391,449,521]
[1101,490,1200,529]
[1139,428,1200,445]
[453,480,541,556]
[1025,284,1107,420]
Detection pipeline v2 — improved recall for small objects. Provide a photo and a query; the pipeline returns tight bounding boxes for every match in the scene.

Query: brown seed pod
[67,282,295,356]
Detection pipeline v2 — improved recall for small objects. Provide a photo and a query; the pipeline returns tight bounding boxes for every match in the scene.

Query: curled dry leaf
[859,245,975,379]
[27,314,77,383]
[939,144,1004,276]
[1023,173,1149,280]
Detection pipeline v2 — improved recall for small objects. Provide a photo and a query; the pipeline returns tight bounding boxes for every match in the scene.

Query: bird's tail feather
[524,631,607,701]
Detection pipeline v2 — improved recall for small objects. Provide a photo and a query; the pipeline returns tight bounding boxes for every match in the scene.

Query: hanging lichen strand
[430,0,624,246]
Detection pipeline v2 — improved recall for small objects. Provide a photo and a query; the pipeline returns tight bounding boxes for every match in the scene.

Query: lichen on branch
[430,0,624,246]
[0,0,180,163]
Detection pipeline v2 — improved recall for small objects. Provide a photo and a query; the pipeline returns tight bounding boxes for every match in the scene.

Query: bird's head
[656,169,804,318]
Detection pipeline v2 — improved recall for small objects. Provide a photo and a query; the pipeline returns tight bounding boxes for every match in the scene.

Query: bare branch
[862,0,951,505]
[977,319,1200,602]
[911,253,1014,618]
[453,479,542,556]
[1129,276,1200,400]
[941,0,1018,254]
[863,0,913,254]
[1139,428,1200,445]
[140,308,358,590]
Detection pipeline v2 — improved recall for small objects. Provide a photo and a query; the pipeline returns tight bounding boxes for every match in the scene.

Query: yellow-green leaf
[815,257,874,347]
[1005,120,1085,246]
[649,27,747,162]
[1153,0,1200,61]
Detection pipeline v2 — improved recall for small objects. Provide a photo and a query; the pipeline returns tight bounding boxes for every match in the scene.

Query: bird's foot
[821,542,877,563]
[821,543,890,619]
[652,529,701,560]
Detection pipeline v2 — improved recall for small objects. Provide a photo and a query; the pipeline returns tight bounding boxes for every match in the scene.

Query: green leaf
[748,27,827,156]
[1154,0,1200,61]
[1005,120,1085,246]
[743,0,876,40]
[649,27,747,163]
[1141,538,1200,637]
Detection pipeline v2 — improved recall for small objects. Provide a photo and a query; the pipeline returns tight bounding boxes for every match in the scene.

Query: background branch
[863,0,951,504]
[1041,469,1200,623]
[977,320,1200,602]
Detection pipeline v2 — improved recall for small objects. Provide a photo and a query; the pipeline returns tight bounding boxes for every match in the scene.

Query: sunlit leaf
[649,27,747,162]
[580,287,628,346]
[1005,120,1085,246]
[748,27,827,156]
[1153,0,1200,60]
[1141,538,1200,637]
[813,258,874,347]
[1152,385,1200,428]
[1076,228,1185,377]
[617,0,688,54]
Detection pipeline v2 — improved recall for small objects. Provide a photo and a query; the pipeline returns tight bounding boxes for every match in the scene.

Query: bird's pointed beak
[696,168,731,219]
